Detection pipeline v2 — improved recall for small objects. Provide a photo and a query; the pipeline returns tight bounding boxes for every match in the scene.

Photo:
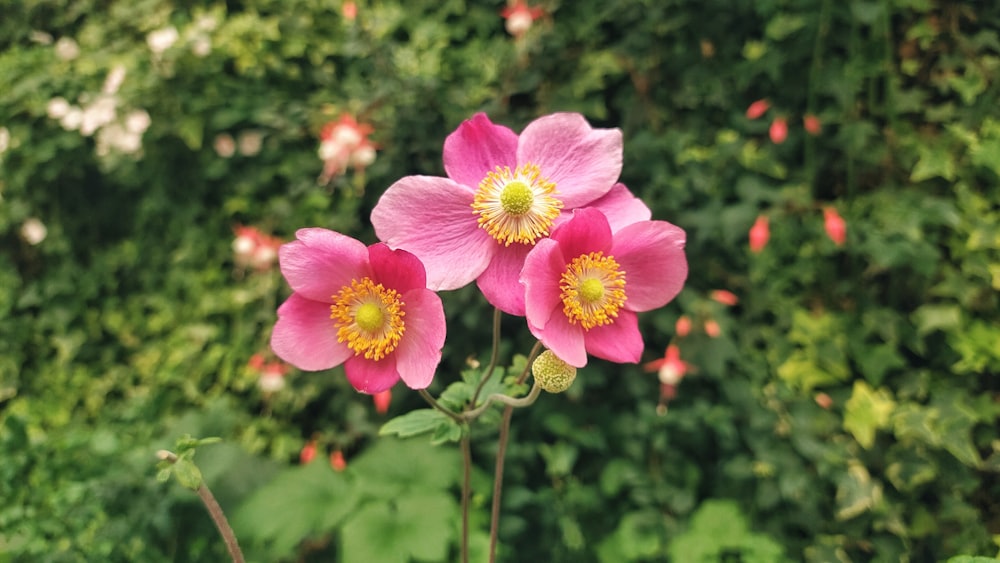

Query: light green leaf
[379,408,456,439]
[844,381,896,449]
[835,461,883,520]
[171,458,203,491]
[911,143,956,182]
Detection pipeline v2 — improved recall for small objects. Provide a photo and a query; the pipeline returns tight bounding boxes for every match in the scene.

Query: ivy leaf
[911,143,956,182]
[843,380,896,449]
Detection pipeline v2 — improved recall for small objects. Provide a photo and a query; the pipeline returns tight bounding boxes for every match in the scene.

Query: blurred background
[1,0,998,561]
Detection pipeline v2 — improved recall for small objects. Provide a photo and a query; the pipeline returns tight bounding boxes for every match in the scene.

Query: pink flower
[769,117,788,144]
[248,354,292,393]
[746,99,770,120]
[710,289,738,306]
[270,229,446,393]
[749,214,770,253]
[823,207,846,246]
[815,392,833,409]
[373,389,392,414]
[501,1,545,38]
[233,225,282,270]
[318,114,376,182]
[675,315,692,337]
[803,114,822,135]
[643,344,690,385]
[521,208,687,367]
[704,319,721,338]
[330,450,347,471]
[373,113,633,316]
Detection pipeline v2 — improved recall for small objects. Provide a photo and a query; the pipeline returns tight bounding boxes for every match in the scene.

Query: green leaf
[913,304,962,336]
[911,143,957,182]
[341,492,456,563]
[668,500,788,562]
[765,14,806,41]
[379,408,456,439]
[171,458,204,491]
[843,381,896,449]
[835,460,883,520]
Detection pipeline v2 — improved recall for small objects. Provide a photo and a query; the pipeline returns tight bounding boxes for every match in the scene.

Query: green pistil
[499,181,533,215]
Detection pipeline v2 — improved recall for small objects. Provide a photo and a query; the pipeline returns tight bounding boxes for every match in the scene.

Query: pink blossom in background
[644,344,690,386]
[749,214,770,253]
[704,319,721,338]
[675,315,692,338]
[300,440,318,464]
[330,450,347,471]
[521,208,687,367]
[342,1,357,21]
[270,229,446,394]
[815,392,834,409]
[745,99,770,120]
[232,225,282,271]
[248,353,291,393]
[710,289,739,306]
[501,0,545,38]
[823,207,847,246]
[804,114,822,135]
[318,114,376,183]
[769,117,788,144]
[373,389,392,414]
[373,112,633,316]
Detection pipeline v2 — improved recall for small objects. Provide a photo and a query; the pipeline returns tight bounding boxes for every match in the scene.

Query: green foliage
[1,0,999,561]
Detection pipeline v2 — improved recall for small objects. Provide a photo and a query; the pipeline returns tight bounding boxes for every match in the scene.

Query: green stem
[418,388,463,422]
[461,384,541,421]
[460,431,472,563]
[487,341,543,563]
[472,308,504,406]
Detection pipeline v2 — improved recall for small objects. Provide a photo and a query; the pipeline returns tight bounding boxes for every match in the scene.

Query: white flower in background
[96,123,142,156]
[60,107,83,131]
[54,37,80,61]
[79,96,117,137]
[0,127,10,154]
[237,130,263,156]
[124,109,151,134]
[147,26,179,55]
[191,36,212,57]
[30,31,53,44]
[21,218,47,245]
[350,144,376,168]
[102,65,127,95]
[195,15,218,32]
[214,133,236,158]
[46,97,71,119]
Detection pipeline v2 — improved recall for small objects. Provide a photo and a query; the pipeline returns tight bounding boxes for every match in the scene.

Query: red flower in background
[710,289,739,307]
[823,207,847,246]
[644,344,690,386]
[769,117,788,144]
[342,1,357,21]
[803,114,822,135]
[248,353,291,393]
[746,99,770,120]
[330,450,347,472]
[749,215,770,253]
[501,0,545,38]
[318,114,376,183]
[675,315,692,338]
[703,319,721,338]
[300,440,318,464]
[373,389,392,414]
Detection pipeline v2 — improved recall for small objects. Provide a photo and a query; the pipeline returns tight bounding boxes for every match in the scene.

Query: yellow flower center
[471,163,563,246]
[559,252,627,330]
[330,277,405,361]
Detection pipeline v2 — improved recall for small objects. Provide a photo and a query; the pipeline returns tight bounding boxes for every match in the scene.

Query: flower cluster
[318,114,377,183]
[271,112,688,394]
[232,225,283,271]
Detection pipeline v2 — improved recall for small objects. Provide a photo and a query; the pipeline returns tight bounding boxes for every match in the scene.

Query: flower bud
[531,350,577,393]
[769,117,788,144]
[745,99,770,120]
[749,214,770,253]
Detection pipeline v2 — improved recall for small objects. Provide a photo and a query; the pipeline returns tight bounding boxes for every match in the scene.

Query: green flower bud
[531,350,577,393]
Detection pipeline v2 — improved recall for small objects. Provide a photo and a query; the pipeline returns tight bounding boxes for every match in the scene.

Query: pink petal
[518,113,622,209]
[551,207,613,260]
[279,228,371,303]
[611,220,688,312]
[344,355,400,394]
[584,310,643,364]
[368,243,426,294]
[271,293,353,371]
[521,238,566,331]
[476,243,533,316]
[530,312,588,368]
[584,183,651,232]
[442,113,519,189]
[372,175,497,291]
[392,289,446,389]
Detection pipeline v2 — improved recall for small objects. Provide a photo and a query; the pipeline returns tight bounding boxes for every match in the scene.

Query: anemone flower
[270,228,446,393]
[521,208,687,367]
[372,112,632,316]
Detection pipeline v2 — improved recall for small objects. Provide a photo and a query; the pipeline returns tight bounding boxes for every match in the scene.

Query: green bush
[1,0,998,561]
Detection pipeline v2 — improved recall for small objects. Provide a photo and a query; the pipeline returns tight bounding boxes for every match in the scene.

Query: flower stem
[461,384,541,421]
[158,450,245,563]
[472,308,504,406]
[460,431,472,563]
[418,388,463,422]
[488,341,543,563]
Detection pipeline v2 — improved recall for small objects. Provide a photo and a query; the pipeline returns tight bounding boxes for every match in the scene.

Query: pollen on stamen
[471,163,563,246]
[559,252,627,330]
[330,278,406,361]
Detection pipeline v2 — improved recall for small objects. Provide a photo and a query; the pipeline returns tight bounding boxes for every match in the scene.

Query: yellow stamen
[559,252,627,330]
[330,278,405,361]
[471,163,563,246]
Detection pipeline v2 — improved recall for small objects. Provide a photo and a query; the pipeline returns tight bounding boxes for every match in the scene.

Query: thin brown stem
[488,341,543,563]
[472,308,504,406]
